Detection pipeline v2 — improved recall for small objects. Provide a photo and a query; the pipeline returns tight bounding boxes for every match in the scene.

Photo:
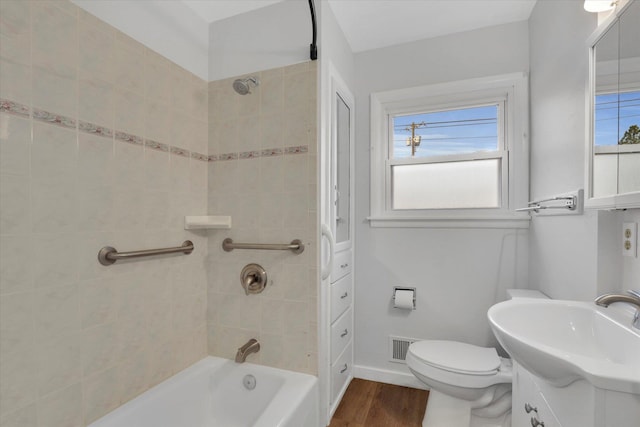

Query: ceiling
[182,0,287,23]
[180,0,537,53]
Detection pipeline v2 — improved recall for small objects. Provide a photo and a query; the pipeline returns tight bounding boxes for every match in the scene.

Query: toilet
[406,289,548,427]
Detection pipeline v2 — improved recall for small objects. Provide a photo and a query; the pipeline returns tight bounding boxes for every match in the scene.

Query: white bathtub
[89,356,319,427]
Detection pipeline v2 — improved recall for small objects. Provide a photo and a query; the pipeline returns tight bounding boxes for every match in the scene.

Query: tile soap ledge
[185,216,232,230]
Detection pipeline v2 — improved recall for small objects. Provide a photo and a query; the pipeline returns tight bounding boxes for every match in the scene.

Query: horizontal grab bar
[222,238,304,254]
[98,240,194,266]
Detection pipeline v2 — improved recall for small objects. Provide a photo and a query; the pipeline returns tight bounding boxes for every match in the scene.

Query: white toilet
[406,289,547,427]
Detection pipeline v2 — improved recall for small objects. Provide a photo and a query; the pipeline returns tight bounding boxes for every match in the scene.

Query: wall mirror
[587,0,640,209]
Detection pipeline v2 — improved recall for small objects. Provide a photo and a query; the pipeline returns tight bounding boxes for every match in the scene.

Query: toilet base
[423,390,511,427]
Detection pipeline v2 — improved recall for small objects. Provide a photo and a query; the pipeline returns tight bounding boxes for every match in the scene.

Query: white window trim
[369,72,530,229]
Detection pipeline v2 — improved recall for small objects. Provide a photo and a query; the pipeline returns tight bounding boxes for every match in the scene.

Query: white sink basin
[488,299,640,393]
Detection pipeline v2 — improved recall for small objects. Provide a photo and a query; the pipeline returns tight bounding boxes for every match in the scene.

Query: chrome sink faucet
[595,290,640,329]
[235,338,260,363]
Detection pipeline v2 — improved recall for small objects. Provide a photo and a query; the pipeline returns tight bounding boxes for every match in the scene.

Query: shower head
[232,77,259,95]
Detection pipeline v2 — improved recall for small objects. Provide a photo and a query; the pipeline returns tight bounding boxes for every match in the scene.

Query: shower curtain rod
[308,0,318,60]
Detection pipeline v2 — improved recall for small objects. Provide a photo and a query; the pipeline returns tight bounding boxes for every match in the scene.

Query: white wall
[352,22,530,380]
[71,0,209,80]
[209,0,312,81]
[527,0,633,300]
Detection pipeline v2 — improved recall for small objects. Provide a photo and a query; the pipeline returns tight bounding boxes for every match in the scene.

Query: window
[369,73,529,228]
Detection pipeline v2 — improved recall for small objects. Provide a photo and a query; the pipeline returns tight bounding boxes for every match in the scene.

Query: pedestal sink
[487,299,640,393]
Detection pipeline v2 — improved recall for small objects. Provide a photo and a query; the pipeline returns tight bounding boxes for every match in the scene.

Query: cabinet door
[512,363,562,427]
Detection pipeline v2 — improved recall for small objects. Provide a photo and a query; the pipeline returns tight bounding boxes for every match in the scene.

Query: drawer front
[331,342,353,404]
[330,274,352,323]
[331,308,353,363]
[331,250,352,283]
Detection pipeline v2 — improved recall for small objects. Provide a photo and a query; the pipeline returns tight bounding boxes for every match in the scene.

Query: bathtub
[89,356,319,427]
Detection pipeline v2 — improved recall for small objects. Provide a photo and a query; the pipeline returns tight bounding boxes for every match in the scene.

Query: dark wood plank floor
[328,378,429,427]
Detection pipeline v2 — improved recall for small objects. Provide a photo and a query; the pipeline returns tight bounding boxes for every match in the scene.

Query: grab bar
[98,240,194,266]
[222,238,304,254]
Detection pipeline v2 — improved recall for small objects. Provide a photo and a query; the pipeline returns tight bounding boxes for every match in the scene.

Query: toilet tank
[506,289,549,300]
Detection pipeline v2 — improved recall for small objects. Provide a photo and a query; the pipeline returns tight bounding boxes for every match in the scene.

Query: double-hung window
[369,73,529,228]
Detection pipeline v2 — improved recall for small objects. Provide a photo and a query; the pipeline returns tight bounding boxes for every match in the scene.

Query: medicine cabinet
[586,0,640,209]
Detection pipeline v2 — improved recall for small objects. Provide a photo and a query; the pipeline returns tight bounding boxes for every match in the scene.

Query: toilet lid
[408,340,501,376]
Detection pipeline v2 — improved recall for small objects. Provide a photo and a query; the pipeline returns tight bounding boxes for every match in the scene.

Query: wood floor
[328,379,429,427]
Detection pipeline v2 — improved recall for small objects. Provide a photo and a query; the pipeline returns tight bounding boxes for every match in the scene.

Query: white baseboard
[353,364,428,390]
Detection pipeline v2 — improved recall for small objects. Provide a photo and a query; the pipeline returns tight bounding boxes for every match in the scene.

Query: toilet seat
[409,340,501,375]
[406,340,512,390]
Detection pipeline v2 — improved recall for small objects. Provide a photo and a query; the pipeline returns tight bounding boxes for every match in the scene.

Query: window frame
[369,73,530,228]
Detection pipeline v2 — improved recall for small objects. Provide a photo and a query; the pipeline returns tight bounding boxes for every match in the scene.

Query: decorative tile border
[285,145,308,154]
[115,131,143,145]
[191,152,208,162]
[170,146,189,157]
[239,150,260,159]
[145,139,169,152]
[79,121,113,138]
[0,99,29,117]
[261,148,283,157]
[208,146,310,162]
[218,153,237,161]
[1,98,309,164]
[33,108,76,129]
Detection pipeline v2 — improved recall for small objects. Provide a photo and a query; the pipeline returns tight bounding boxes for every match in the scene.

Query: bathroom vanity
[489,299,640,427]
[512,361,640,427]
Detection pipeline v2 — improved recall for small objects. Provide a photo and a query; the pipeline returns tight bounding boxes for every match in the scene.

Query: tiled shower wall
[206,63,318,374]
[0,1,209,426]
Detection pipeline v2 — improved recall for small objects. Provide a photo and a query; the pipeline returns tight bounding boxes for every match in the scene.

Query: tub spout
[235,338,260,363]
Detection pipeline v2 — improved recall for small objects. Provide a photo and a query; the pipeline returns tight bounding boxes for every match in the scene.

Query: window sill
[367,214,531,229]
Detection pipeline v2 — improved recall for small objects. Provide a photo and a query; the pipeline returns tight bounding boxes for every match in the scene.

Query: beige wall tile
[144,100,170,144]
[37,332,81,397]
[112,41,144,95]
[0,403,37,427]
[37,383,82,427]
[0,291,34,359]
[76,188,114,232]
[116,350,149,404]
[113,89,144,136]
[114,141,145,190]
[0,235,33,295]
[77,133,115,191]
[34,285,80,340]
[0,114,30,176]
[79,79,114,127]
[81,323,118,377]
[78,19,114,84]
[80,277,117,329]
[0,173,30,234]
[32,234,77,289]
[144,51,171,104]
[0,59,31,105]
[31,183,76,233]
[32,66,77,118]
[31,122,77,187]
[144,148,170,191]
[82,367,119,425]
[0,345,36,417]
[0,1,31,66]
[31,1,77,79]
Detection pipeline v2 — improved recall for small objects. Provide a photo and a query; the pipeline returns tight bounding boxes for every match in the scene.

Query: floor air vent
[389,336,418,363]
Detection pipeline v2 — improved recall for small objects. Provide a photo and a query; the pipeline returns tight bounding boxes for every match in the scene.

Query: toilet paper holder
[393,287,416,310]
